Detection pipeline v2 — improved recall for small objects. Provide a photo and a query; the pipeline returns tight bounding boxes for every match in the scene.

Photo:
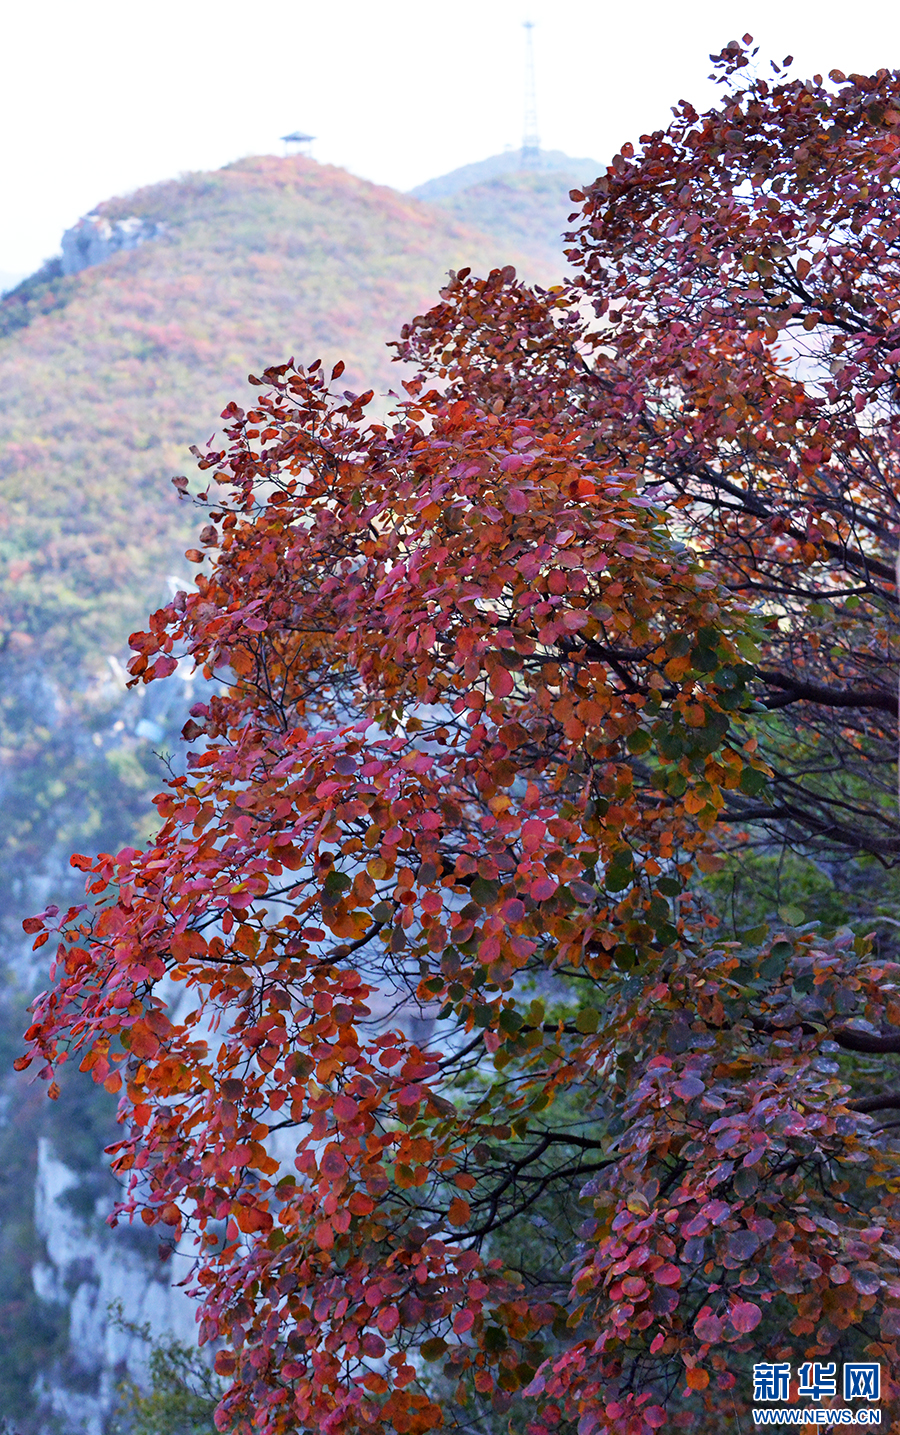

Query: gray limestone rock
[60,213,165,276]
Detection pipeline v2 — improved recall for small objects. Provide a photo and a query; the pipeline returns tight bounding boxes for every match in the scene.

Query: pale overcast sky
[0,0,896,278]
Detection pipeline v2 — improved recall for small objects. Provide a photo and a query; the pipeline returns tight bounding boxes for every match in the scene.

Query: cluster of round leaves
[19,338,761,1435]
[534,928,900,1433]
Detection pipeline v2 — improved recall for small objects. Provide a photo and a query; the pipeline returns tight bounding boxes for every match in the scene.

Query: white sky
[0,0,896,278]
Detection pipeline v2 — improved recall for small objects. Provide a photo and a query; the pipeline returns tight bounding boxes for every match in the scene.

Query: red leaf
[530,876,557,901]
[654,1264,681,1287]
[314,1221,334,1250]
[320,1144,348,1178]
[694,1312,724,1342]
[621,1276,647,1299]
[489,666,514,698]
[730,1301,762,1333]
[376,1305,399,1335]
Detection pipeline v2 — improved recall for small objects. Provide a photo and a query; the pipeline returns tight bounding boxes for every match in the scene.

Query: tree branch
[833,1027,900,1054]
[758,669,898,716]
[849,1092,900,1113]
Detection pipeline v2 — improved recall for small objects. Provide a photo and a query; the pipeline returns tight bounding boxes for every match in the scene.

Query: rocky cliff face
[60,214,165,276]
[0,659,209,1432]
[32,1139,198,1435]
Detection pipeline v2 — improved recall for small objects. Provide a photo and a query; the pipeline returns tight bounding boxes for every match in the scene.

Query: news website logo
[751,1362,882,1426]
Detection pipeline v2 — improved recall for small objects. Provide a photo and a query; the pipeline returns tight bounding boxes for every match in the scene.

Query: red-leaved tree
[20,41,900,1435]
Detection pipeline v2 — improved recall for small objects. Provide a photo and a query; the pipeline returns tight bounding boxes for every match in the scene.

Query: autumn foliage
[19,41,900,1434]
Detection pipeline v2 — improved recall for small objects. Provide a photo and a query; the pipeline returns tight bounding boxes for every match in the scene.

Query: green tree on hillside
[114,1341,220,1435]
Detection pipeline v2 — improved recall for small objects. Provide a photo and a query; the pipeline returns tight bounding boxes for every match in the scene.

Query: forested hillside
[0,147,599,1432]
[0,154,548,671]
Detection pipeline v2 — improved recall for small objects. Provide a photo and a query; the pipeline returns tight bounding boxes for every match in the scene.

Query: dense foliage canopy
[21,41,900,1434]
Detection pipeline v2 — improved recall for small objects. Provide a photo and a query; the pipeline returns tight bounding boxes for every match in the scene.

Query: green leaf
[733,1166,759,1199]
[758,943,790,980]
[613,944,636,970]
[666,632,692,657]
[605,851,634,892]
[691,645,719,673]
[740,924,769,946]
[421,1338,448,1361]
[470,876,499,908]
[322,869,352,907]
[739,765,767,796]
[657,731,684,760]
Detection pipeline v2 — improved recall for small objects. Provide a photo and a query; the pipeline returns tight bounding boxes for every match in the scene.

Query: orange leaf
[448,1197,471,1226]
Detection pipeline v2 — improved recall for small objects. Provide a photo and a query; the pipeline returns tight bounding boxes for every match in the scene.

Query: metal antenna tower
[521,20,540,167]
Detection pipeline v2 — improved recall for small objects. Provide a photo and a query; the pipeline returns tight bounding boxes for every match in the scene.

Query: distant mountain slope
[410,147,601,199]
[420,169,594,279]
[411,149,602,280]
[0,155,543,671]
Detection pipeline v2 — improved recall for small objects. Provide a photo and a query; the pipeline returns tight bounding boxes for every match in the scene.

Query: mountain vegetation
[0,155,548,673]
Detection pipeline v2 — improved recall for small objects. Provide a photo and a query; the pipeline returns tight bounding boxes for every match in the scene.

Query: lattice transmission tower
[521,20,540,167]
